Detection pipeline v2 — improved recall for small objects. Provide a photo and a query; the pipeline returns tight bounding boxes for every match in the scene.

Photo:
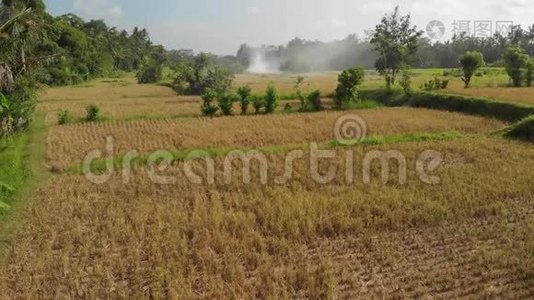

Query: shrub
[503,47,530,87]
[264,84,279,114]
[172,54,234,95]
[399,65,412,95]
[252,95,264,114]
[237,85,252,115]
[136,63,163,84]
[57,110,73,125]
[217,93,237,116]
[283,103,292,113]
[422,76,448,91]
[305,90,323,112]
[504,115,534,142]
[294,75,306,111]
[204,67,234,95]
[459,51,484,88]
[334,67,365,109]
[85,104,101,122]
[200,89,219,117]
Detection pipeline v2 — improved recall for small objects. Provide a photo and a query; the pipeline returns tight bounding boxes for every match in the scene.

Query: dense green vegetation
[170,53,234,95]
[504,115,534,141]
[3,2,164,87]
[0,0,170,138]
[0,132,28,214]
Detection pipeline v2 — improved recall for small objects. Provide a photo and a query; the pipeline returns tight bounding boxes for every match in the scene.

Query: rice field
[37,70,534,127]
[1,138,533,298]
[46,108,504,170]
[38,77,201,125]
[1,70,533,298]
[234,69,534,106]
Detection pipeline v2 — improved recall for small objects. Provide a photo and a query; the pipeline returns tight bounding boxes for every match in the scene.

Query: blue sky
[45,0,534,55]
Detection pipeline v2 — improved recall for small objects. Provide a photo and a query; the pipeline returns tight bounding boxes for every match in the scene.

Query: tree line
[0,0,170,136]
[236,25,534,73]
[3,1,534,135]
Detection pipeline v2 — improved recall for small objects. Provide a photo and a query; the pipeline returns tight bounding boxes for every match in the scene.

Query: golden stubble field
[46,108,505,170]
[1,138,533,298]
[37,71,534,127]
[1,73,533,298]
[38,77,202,125]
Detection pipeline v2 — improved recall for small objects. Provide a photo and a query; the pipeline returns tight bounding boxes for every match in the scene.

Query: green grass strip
[0,132,31,213]
[0,112,50,261]
[67,131,465,175]
[331,131,464,147]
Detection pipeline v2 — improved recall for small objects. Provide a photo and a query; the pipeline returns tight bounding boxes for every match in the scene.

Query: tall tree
[370,6,423,88]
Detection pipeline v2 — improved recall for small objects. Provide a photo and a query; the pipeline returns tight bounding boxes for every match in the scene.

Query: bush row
[408,92,534,122]
[57,104,101,125]
[361,89,534,122]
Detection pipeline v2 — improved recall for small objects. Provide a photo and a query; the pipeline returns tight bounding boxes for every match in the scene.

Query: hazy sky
[45,0,534,55]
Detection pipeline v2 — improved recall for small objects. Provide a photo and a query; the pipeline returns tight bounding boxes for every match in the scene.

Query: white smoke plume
[247,48,280,74]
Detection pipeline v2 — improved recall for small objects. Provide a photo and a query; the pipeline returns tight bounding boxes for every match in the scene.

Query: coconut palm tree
[0,5,31,92]
[1,4,43,75]
[0,2,43,135]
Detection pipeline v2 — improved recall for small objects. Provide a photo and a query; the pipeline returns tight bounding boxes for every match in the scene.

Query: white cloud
[72,0,123,21]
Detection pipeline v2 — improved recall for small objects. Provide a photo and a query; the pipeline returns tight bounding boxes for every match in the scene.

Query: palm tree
[0,2,43,135]
[0,3,43,81]
[0,6,31,91]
